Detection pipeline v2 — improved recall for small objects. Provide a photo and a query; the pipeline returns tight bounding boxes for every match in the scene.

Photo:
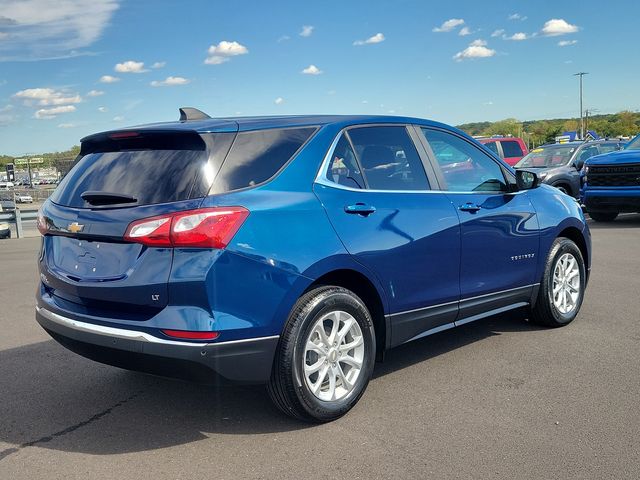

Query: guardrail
[0,209,38,238]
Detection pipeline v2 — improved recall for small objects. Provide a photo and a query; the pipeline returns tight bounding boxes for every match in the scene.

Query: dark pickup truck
[581,134,640,222]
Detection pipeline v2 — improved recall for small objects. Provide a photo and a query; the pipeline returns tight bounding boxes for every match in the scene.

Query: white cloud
[205,40,248,65]
[433,18,465,33]
[274,97,284,105]
[112,115,124,122]
[115,60,147,73]
[277,35,290,43]
[491,29,505,37]
[99,75,120,83]
[354,32,385,45]
[0,0,118,61]
[541,19,579,36]
[86,89,104,97]
[453,39,496,61]
[458,27,472,36]
[301,64,322,75]
[508,13,528,21]
[151,61,165,69]
[150,76,190,87]
[98,106,107,112]
[13,87,81,106]
[57,122,76,128]
[35,105,76,119]
[300,25,314,37]
[558,40,578,47]
[506,32,529,41]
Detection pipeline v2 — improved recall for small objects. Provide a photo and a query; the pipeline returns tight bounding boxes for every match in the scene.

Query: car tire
[531,237,586,327]
[589,212,618,222]
[268,285,376,423]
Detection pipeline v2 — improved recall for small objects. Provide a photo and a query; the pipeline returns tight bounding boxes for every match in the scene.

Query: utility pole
[585,109,589,135]
[574,72,589,139]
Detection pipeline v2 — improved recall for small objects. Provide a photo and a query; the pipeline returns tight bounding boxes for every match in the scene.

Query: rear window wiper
[81,191,138,206]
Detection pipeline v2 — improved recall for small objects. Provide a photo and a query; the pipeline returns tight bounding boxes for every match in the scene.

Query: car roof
[81,114,455,142]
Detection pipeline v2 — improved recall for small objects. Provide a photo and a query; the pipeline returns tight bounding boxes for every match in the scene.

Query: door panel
[313,126,462,346]
[447,192,539,305]
[419,127,540,316]
[314,183,461,343]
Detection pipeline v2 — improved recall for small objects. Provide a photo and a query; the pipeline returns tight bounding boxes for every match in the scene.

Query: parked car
[0,196,16,212]
[0,205,9,239]
[0,181,15,190]
[515,139,625,198]
[580,134,640,222]
[477,137,528,166]
[15,193,33,203]
[36,110,591,422]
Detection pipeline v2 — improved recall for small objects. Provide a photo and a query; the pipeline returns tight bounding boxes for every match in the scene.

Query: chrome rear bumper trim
[36,305,279,348]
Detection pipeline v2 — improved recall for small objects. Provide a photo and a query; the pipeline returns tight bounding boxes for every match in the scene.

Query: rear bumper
[36,305,279,384]
[582,188,640,213]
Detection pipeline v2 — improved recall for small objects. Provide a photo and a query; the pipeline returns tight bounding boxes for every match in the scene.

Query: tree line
[457,110,639,148]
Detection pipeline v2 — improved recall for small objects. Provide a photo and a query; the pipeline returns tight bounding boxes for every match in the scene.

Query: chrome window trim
[315,124,524,195]
[36,305,279,347]
[315,125,440,194]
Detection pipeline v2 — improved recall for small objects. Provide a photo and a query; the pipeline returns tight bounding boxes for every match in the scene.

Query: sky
[0,0,639,155]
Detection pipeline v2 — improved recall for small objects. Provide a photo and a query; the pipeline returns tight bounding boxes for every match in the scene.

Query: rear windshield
[51,131,227,208]
[209,127,316,194]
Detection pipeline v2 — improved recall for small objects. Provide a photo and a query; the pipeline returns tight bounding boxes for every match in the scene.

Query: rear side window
[210,127,316,194]
[501,140,524,158]
[51,131,228,208]
[347,126,429,191]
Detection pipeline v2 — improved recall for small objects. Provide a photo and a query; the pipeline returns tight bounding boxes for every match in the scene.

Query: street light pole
[574,72,589,139]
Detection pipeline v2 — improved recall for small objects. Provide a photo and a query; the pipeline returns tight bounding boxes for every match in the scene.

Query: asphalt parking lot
[0,217,639,480]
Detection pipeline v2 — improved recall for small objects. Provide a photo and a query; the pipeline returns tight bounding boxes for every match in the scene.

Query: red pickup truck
[478,137,528,166]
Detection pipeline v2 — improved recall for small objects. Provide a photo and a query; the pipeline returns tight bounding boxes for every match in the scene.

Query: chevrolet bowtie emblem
[67,222,84,234]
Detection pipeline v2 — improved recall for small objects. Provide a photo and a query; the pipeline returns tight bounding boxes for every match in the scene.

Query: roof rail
[179,107,211,122]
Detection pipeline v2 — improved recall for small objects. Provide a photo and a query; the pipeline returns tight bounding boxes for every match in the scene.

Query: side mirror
[574,159,585,170]
[515,169,540,191]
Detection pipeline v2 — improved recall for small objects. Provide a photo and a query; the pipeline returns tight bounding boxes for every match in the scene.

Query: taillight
[124,207,249,249]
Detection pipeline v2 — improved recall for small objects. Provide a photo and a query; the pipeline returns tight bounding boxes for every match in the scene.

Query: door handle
[344,203,376,216]
[459,202,481,213]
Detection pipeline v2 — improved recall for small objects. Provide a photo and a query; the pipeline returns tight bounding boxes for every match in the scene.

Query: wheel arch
[558,226,590,279]
[304,269,387,360]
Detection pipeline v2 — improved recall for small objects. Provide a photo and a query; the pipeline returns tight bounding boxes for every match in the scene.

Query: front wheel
[268,286,376,422]
[531,238,586,327]
[589,211,618,222]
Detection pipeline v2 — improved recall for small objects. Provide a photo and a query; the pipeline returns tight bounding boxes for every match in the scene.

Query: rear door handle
[459,202,481,213]
[344,203,376,216]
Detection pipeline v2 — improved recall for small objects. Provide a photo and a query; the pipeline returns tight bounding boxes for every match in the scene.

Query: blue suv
[36,109,591,422]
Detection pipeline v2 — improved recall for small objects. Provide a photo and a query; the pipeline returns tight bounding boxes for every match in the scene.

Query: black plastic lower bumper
[36,306,279,385]
[584,195,640,213]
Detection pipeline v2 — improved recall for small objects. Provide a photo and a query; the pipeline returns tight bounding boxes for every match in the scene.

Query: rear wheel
[268,286,376,422]
[589,211,618,222]
[531,238,586,327]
